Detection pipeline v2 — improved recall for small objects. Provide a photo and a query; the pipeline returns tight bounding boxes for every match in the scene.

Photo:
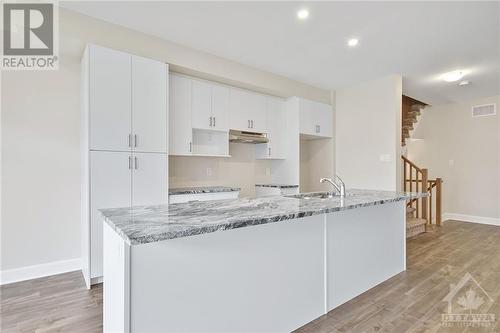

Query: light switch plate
[379,154,391,162]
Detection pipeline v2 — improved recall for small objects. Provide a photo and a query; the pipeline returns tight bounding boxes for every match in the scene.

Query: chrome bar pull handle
[128,134,132,147]
[134,134,138,147]
[128,156,132,169]
[134,156,138,169]
[213,117,215,127]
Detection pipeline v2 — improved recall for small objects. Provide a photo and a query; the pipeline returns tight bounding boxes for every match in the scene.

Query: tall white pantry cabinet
[81,44,169,288]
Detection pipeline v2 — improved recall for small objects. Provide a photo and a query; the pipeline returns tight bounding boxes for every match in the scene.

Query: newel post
[436,178,442,225]
[421,168,428,223]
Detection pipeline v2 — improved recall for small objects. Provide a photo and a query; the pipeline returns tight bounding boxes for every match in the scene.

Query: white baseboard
[443,213,500,226]
[0,258,81,286]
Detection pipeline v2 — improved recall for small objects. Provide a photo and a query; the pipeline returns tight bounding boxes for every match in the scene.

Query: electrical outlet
[206,167,212,176]
[448,159,455,167]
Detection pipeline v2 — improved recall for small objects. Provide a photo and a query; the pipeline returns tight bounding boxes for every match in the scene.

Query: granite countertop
[169,186,241,195]
[255,184,299,188]
[100,189,426,245]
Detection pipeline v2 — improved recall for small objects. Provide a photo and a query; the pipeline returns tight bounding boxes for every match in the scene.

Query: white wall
[1,57,81,271]
[335,75,402,191]
[407,95,500,221]
[1,9,330,277]
[300,139,335,193]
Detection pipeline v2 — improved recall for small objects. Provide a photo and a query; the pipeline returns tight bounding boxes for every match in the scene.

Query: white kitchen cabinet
[229,88,267,133]
[169,74,193,155]
[90,151,132,279]
[132,153,168,206]
[315,102,333,137]
[132,56,168,153]
[299,98,333,138]
[211,84,229,131]
[256,97,287,159]
[82,44,169,287]
[89,45,131,151]
[191,79,212,130]
[89,45,168,152]
[191,79,230,131]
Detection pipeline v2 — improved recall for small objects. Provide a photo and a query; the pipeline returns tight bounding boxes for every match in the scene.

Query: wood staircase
[401,95,442,238]
[402,95,427,146]
[403,156,443,238]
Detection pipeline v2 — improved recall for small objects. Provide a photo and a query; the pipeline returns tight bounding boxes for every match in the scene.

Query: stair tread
[406,217,427,227]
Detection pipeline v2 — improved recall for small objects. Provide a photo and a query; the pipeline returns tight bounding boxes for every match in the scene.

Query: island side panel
[129,215,325,333]
[103,223,130,333]
[326,201,406,311]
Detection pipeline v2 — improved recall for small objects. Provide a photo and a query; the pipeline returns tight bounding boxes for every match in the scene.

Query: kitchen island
[101,190,424,332]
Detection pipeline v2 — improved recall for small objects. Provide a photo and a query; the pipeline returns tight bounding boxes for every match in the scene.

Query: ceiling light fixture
[297,9,309,20]
[441,70,464,82]
[458,80,470,86]
[347,38,359,47]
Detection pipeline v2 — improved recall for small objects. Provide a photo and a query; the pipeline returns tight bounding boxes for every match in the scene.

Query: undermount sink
[286,192,352,200]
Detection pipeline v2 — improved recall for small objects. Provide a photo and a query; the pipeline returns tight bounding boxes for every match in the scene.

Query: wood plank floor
[1,221,499,332]
[295,221,500,333]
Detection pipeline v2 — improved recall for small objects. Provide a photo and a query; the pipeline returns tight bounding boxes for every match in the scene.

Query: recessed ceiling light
[441,70,464,82]
[297,9,309,20]
[347,38,359,47]
[458,80,470,86]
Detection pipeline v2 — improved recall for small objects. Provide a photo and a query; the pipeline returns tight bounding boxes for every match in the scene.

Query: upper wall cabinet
[256,97,287,159]
[169,74,193,155]
[131,55,168,153]
[169,74,230,157]
[88,44,168,152]
[191,79,229,131]
[89,45,131,151]
[299,98,333,138]
[229,88,267,133]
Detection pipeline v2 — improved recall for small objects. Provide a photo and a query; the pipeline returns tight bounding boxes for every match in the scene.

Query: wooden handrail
[401,155,422,172]
[402,156,443,226]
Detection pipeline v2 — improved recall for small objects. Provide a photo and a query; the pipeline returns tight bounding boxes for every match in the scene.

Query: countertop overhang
[100,189,427,245]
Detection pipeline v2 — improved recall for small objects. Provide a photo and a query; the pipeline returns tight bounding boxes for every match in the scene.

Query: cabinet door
[229,88,252,131]
[317,103,333,137]
[299,98,316,136]
[132,153,168,206]
[316,102,333,138]
[89,45,131,151]
[267,97,287,159]
[131,56,168,153]
[191,79,212,130]
[255,97,286,159]
[90,151,132,278]
[211,84,229,131]
[249,93,267,133]
[169,74,193,155]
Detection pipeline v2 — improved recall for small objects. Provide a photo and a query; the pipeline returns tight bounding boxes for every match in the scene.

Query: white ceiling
[62,1,500,105]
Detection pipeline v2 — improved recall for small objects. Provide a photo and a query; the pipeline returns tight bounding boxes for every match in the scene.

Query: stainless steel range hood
[229,130,268,144]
